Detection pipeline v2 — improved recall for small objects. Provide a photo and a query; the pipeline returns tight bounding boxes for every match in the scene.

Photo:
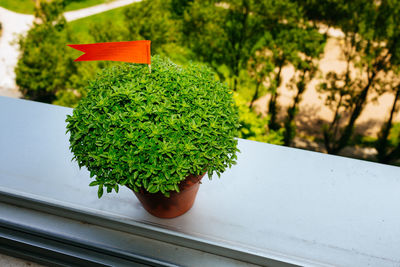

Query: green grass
[0,0,112,14]
[65,0,112,12]
[68,5,127,42]
[0,0,34,14]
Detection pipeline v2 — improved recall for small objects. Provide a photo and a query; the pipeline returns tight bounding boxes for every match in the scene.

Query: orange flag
[67,40,151,64]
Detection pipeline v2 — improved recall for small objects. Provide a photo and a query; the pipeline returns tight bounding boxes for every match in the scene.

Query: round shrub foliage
[66,56,239,198]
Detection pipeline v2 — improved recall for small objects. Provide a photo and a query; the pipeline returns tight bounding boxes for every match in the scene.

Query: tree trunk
[268,63,283,130]
[376,86,400,163]
[233,76,238,92]
[323,43,352,154]
[232,1,249,92]
[249,80,261,109]
[324,93,343,154]
[329,71,377,154]
[283,71,306,146]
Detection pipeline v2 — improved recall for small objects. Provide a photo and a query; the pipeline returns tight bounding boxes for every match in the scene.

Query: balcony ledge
[0,96,400,266]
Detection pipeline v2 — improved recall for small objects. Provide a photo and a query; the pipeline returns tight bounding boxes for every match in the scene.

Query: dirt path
[0,7,32,95]
[64,0,140,21]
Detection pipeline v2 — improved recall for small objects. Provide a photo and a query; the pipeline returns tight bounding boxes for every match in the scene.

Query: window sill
[1,96,399,266]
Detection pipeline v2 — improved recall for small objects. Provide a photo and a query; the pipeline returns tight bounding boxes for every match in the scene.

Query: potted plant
[66,56,239,218]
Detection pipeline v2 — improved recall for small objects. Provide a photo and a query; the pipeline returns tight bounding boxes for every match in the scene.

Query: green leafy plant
[66,56,239,198]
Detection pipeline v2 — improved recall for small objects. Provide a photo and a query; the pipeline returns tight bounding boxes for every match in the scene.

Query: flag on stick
[67,40,151,65]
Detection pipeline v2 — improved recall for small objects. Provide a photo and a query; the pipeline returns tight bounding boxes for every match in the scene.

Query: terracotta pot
[133,173,206,218]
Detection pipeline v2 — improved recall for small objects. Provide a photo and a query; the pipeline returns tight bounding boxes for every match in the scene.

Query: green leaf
[148,184,158,193]
[97,186,104,198]
[174,184,180,193]
[89,181,99,186]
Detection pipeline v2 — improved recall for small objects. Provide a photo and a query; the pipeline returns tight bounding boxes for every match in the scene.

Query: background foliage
[15,0,76,103]
[13,0,400,165]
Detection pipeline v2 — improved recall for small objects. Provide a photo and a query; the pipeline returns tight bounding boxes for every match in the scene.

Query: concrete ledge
[1,96,400,266]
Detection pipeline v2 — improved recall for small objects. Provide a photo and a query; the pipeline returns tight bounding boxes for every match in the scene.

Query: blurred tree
[373,0,400,164]
[125,0,181,54]
[375,85,400,164]
[266,28,302,131]
[262,25,324,131]
[15,0,76,103]
[246,21,325,135]
[283,28,326,146]
[235,93,283,144]
[170,0,193,18]
[317,0,400,154]
[89,21,128,43]
[247,42,274,109]
[294,0,347,28]
[124,0,193,64]
[182,0,300,91]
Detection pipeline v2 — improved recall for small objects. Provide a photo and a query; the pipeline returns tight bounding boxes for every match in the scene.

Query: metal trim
[0,189,305,267]
[0,217,176,267]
